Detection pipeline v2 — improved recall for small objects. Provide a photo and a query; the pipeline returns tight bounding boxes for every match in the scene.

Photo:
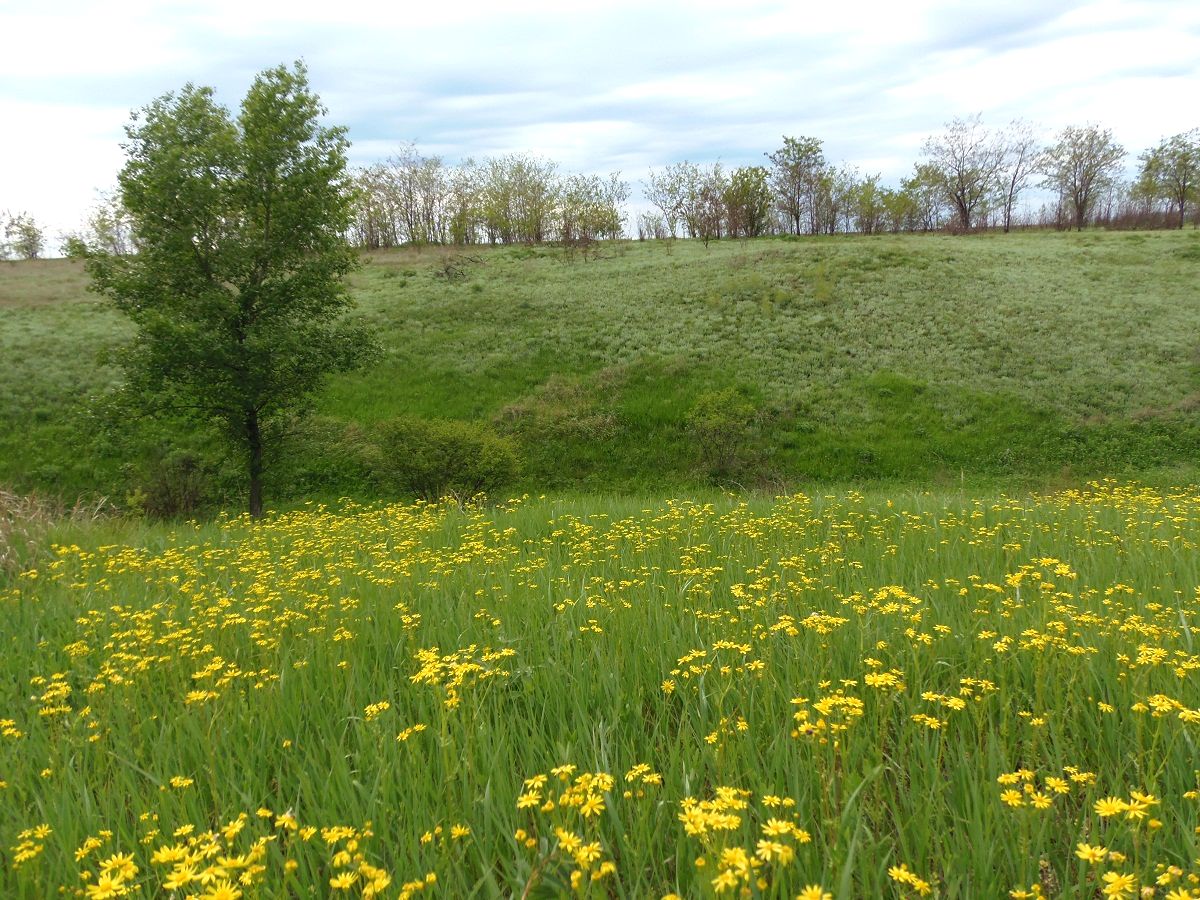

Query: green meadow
[3,229,1200,507]
[3,484,1200,897]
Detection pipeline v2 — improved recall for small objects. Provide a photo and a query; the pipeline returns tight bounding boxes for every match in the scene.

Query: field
[4,483,1200,897]
[3,230,1200,504]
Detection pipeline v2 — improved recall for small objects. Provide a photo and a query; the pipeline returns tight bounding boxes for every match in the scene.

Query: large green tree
[86,62,378,517]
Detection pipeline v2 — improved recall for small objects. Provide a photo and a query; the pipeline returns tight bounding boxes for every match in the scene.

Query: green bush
[685,387,762,480]
[123,448,212,519]
[367,417,519,501]
[265,416,374,499]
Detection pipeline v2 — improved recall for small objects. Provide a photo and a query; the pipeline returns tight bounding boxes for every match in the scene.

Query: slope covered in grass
[2,230,1199,502]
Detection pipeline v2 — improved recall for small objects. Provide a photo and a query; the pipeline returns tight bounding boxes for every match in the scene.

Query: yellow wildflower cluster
[513,763,650,894]
[679,787,818,895]
[409,644,516,709]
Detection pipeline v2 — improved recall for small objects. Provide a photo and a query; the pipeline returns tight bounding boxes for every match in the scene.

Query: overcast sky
[3,0,1198,246]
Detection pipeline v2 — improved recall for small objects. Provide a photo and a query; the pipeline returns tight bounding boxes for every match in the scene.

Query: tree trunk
[246,409,264,518]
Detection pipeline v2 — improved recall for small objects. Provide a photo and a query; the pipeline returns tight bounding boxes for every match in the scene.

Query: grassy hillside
[2,230,1199,505]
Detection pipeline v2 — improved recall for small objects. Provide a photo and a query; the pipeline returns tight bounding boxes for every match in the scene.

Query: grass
[2,230,1200,505]
[3,482,1200,896]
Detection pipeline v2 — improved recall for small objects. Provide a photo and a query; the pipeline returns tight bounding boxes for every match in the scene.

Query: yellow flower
[1000,789,1025,807]
[84,875,126,900]
[200,881,243,900]
[712,869,740,893]
[1095,796,1127,817]
[99,851,138,880]
[1102,871,1136,898]
[330,871,358,890]
[579,793,605,818]
[797,885,832,900]
[164,864,199,890]
[1075,843,1108,863]
[517,790,541,809]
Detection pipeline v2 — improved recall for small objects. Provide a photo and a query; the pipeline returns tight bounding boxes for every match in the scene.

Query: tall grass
[3,482,1200,896]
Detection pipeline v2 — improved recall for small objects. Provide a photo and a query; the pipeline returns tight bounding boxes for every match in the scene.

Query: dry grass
[0,489,115,575]
[0,258,91,308]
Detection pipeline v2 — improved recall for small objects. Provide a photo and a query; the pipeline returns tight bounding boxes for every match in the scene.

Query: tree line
[10,117,1199,261]
[350,144,628,253]
[344,118,1199,251]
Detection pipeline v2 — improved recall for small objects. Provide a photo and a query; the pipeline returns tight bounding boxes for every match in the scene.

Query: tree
[644,162,699,238]
[724,165,773,237]
[84,62,378,517]
[920,115,1003,232]
[1137,129,1199,229]
[64,192,138,258]
[850,174,887,234]
[996,120,1041,233]
[1041,124,1126,231]
[899,165,948,232]
[692,163,728,246]
[766,136,829,235]
[2,211,45,259]
[558,172,628,256]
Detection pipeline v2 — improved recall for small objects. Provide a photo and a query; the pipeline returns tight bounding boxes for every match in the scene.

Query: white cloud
[2,0,1198,249]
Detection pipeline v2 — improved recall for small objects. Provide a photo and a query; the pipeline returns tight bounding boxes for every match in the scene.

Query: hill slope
[2,230,1199,502]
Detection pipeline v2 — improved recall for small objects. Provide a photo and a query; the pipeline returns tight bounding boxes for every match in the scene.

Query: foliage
[367,416,519,500]
[82,62,379,517]
[767,135,832,235]
[723,166,773,238]
[121,448,212,519]
[352,149,628,250]
[1,212,45,260]
[1136,129,1200,229]
[1041,125,1127,231]
[62,193,136,259]
[685,387,762,480]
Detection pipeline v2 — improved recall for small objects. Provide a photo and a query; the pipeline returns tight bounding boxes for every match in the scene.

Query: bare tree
[635,211,668,240]
[920,114,1004,232]
[997,120,1041,233]
[644,162,700,238]
[693,164,727,246]
[1041,124,1126,231]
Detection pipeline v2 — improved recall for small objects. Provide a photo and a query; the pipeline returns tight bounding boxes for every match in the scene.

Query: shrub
[367,417,519,501]
[685,388,762,480]
[123,448,211,519]
[265,416,374,499]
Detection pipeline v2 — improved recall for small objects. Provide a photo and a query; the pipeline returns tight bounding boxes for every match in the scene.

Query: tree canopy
[85,61,378,516]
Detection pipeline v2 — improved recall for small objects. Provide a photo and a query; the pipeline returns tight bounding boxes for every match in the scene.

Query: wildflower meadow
[3,482,1200,897]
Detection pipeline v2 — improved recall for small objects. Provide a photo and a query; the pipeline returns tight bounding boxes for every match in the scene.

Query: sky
[2,0,1198,248]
